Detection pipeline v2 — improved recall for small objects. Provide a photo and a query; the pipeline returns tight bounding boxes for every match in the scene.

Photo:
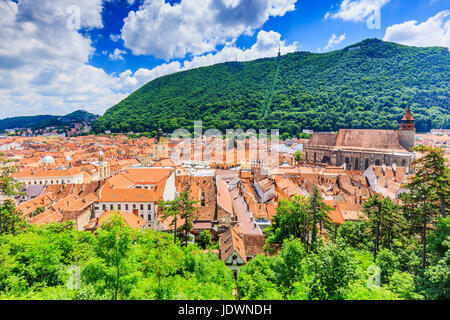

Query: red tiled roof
[98,183,161,202]
[219,225,247,263]
[12,167,83,179]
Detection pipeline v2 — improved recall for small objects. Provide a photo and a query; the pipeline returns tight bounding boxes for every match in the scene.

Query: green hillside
[93,39,450,136]
[0,110,97,131]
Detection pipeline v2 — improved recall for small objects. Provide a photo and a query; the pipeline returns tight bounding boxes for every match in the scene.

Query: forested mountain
[0,110,97,131]
[93,39,450,136]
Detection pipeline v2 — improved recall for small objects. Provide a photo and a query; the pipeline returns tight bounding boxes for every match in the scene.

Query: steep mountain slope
[94,39,450,136]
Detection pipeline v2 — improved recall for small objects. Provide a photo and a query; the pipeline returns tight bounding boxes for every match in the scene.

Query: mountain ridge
[93,38,449,136]
[0,110,98,131]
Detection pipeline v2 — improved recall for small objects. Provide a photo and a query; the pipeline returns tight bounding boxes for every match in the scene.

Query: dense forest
[93,39,450,136]
[0,110,97,131]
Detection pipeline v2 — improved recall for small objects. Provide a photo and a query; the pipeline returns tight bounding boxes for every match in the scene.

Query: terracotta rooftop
[107,168,173,188]
[98,183,162,202]
[402,109,415,121]
[216,177,233,215]
[219,225,247,264]
[308,129,409,152]
[12,167,83,179]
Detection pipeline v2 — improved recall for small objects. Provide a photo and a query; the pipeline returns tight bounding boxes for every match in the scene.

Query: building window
[103,204,106,211]
[401,160,406,167]
[375,159,381,166]
[140,204,144,211]
[148,204,151,211]
[110,205,114,211]
[148,214,152,222]
[133,204,136,209]
[125,204,129,211]
[118,204,121,210]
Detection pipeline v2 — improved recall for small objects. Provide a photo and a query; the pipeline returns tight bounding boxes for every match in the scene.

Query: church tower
[398,108,416,151]
[157,128,163,144]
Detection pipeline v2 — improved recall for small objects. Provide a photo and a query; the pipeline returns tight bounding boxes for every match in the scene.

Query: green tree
[302,242,358,300]
[363,194,383,260]
[293,151,302,164]
[0,157,23,198]
[420,217,450,299]
[158,198,181,244]
[147,238,184,299]
[84,214,135,300]
[401,146,449,269]
[410,146,449,218]
[376,249,400,284]
[266,195,309,246]
[198,230,212,249]
[336,221,371,250]
[177,191,198,247]
[0,200,29,236]
[307,186,333,250]
[389,271,423,300]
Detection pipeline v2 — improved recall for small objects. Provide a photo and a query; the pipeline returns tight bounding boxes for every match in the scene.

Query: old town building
[304,109,416,170]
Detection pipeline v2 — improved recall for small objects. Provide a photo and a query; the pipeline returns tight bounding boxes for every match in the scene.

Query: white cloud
[109,48,127,61]
[121,0,297,60]
[118,30,298,91]
[0,0,128,118]
[384,10,450,49]
[0,0,298,119]
[324,33,346,50]
[326,0,390,22]
[110,34,122,42]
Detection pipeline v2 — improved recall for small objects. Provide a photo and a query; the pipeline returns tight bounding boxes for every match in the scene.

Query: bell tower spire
[399,108,416,151]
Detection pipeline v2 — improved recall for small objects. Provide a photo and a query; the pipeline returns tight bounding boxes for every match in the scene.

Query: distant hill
[93,38,450,136]
[0,110,97,131]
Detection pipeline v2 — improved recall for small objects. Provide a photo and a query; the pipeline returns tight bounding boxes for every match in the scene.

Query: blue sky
[0,0,449,118]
